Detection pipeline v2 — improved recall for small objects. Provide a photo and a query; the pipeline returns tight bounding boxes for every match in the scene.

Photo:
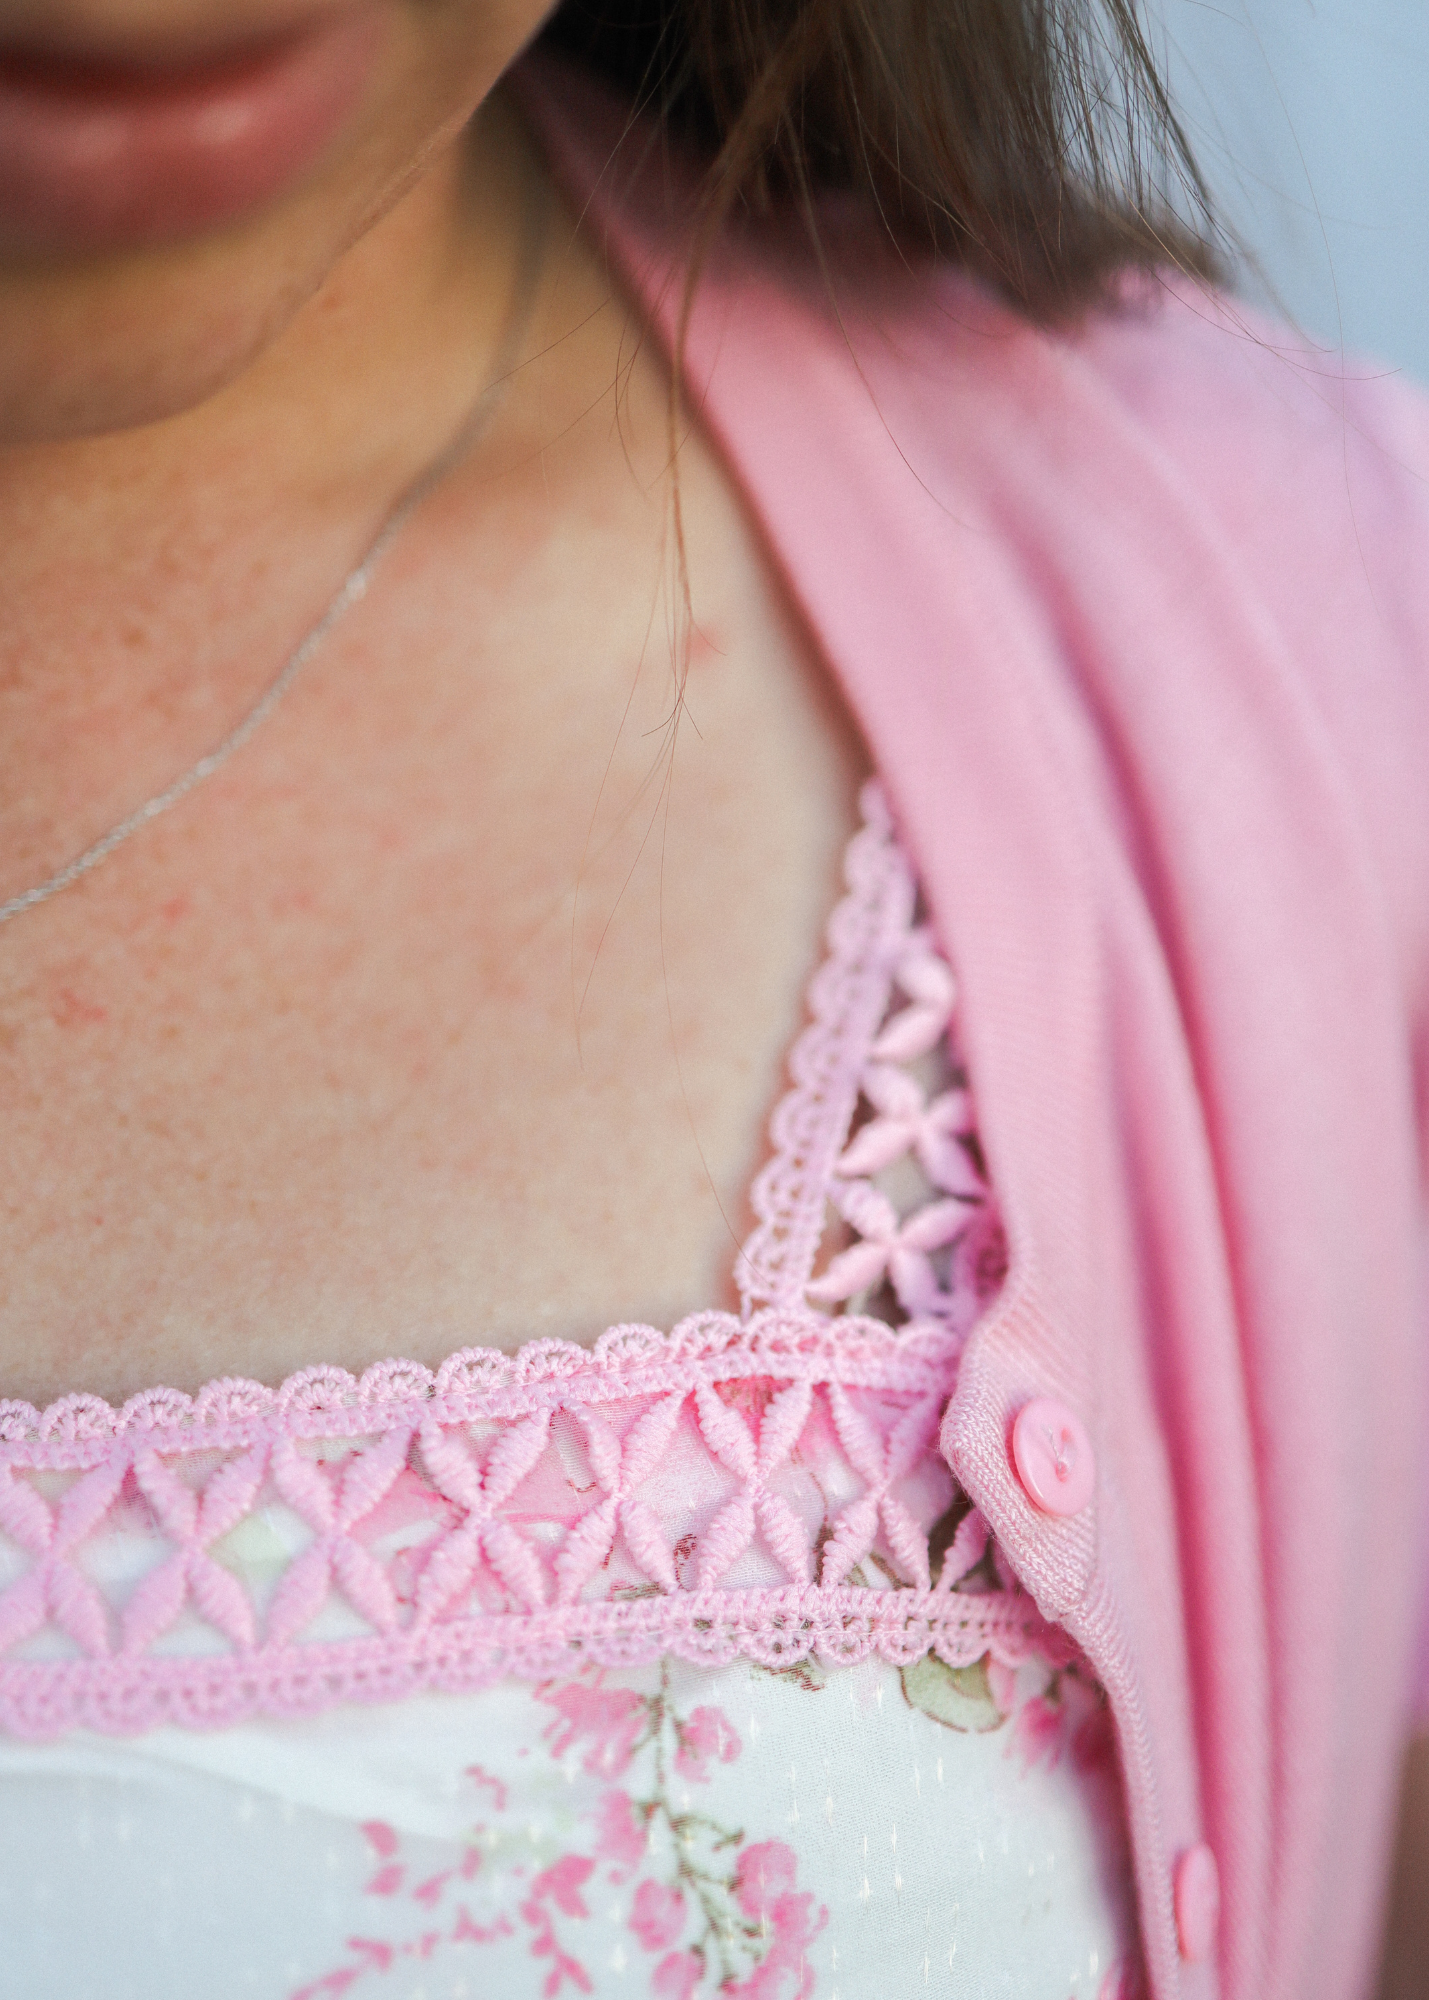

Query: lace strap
[736,782,916,1312]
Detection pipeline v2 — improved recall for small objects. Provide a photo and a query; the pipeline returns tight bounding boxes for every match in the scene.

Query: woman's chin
[0,0,543,446]
[0,186,367,442]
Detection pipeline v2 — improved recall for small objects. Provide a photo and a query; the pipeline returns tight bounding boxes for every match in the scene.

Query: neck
[0,92,545,899]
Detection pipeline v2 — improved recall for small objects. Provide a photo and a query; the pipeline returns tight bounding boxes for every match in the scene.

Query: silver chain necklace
[0,188,547,931]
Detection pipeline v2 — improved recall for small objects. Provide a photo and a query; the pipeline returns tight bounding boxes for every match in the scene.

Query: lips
[0,6,386,253]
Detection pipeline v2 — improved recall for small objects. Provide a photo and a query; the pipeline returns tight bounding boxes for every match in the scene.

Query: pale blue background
[1152,1,1429,382]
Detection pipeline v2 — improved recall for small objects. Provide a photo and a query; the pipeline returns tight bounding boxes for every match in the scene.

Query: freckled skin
[0,0,865,1405]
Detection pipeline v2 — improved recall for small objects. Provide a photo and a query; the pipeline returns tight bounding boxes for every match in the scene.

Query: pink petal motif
[693,1383,757,1480]
[270,1443,338,1532]
[119,1557,190,1654]
[0,1467,55,1552]
[0,1571,50,1655]
[1011,1694,1066,1774]
[756,1381,813,1474]
[885,1395,942,1480]
[413,1520,485,1622]
[819,1494,879,1588]
[417,1424,485,1509]
[940,1509,990,1589]
[620,1395,686,1486]
[619,1499,676,1593]
[332,1537,399,1631]
[870,1002,949,1062]
[694,1379,812,1586]
[826,1386,886,1489]
[755,1491,813,1585]
[899,1198,969,1253]
[187,1555,258,1647]
[861,1064,926,1121]
[0,1462,121,1656]
[264,1543,337,1646]
[822,1387,940,1589]
[48,1559,112,1657]
[869,948,957,1062]
[879,1494,932,1591]
[480,1412,554,1505]
[54,1457,129,1547]
[420,1412,551,1511]
[554,1495,620,1604]
[833,1179,900,1245]
[924,1112,974,1186]
[835,1117,916,1179]
[696,1491,756,1588]
[131,1451,197,1542]
[805,1239,890,1305]
[479,1518,550,1611]
[413,1415,553,1619]
[335,1428,413,1532]
[195,1446,270,1540]
[118,1446,271,1653]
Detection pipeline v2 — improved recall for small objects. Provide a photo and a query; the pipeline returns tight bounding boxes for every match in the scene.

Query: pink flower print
[835,1063,979,1196]
[729,1843,826,2000]
[630,1878,685,1952]
[674,1705,741,1783]
[541,1681,649,1779]
[652,1951,703,2000]
[1011,1693,1065,1774]
[733,1841,798,1923]
[596,1789,647,1870]
[522,1858,596,1997]
[464,1763,509,1813]
[984,1655,1019,1717]
[806,1179,970,1319]
[523,1897,594,1997]
[533,1854,595,1920]
[1071,1700,1117,1779]
[360,1821,399,1858]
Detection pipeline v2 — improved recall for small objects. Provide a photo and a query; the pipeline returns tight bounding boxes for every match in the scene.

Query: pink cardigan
[523,58,1429,2000]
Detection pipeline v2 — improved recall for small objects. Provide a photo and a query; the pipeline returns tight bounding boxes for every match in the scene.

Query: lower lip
[0,9,385,254]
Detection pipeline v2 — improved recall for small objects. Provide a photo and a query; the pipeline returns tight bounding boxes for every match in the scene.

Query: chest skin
[0,227,864,1411]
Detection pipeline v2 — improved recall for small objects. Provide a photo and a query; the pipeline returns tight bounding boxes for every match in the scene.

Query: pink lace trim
[0,785,1037,1739]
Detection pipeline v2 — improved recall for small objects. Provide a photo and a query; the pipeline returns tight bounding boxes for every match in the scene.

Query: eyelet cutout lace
[0,783,1050,1740]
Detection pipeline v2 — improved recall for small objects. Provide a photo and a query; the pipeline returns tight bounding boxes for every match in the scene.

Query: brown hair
[541,0,1220,317]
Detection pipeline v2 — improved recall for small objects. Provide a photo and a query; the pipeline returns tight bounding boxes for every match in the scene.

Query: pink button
[1010,1398,1095,1516]
[1175,1843,1220,1963]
